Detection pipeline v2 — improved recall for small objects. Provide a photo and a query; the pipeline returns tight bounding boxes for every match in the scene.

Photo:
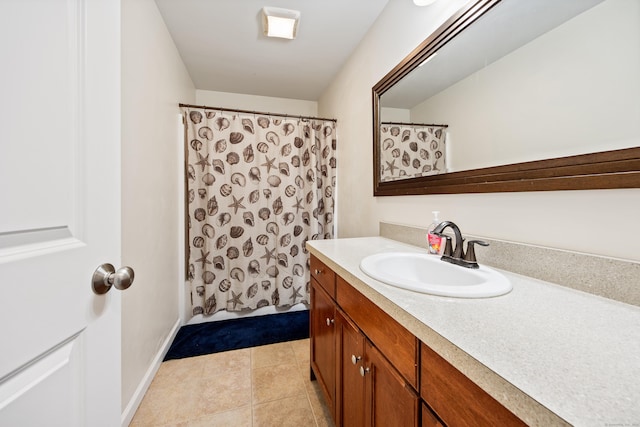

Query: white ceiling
[154,0,389,101]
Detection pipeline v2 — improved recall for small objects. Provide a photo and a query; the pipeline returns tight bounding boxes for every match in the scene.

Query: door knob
[92,263,135,295]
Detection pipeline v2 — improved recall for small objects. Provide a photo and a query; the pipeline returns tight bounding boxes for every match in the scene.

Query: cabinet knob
[326,318,335,326]
[314,269,322,275]
[351,355,362,365]
[359,366,370,377]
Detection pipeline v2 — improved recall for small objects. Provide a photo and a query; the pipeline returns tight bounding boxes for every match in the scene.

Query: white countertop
[307,237,640,427]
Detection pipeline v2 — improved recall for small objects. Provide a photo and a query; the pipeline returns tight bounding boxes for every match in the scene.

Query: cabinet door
[338,312,366,427]
[421,343,526,426]
[422,404,445,427]
[311,279,337,417]
[364,341,420,427]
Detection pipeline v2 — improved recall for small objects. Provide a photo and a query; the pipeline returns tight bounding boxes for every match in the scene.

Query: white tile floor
[130,339,334,427]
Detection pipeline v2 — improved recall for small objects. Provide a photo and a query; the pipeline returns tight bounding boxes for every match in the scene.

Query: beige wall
[196,89,318,116]
[381,107,410,123]
[196,90,318,117]
[121,0,195,412]
[319,0,640,263]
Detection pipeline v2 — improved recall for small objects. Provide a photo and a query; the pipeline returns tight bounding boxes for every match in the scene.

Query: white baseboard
[121,317,181,426]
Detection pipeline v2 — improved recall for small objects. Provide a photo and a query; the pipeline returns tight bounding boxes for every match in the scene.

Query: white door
[0,0,122,426]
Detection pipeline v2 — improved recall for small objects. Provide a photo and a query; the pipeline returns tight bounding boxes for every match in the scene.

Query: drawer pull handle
[359,366,370,377]
[314,269,322,275]
[351,355,361,365]
[326,318,335,326]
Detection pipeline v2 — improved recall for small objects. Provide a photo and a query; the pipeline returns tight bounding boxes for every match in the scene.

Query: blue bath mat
[164,310,309,361]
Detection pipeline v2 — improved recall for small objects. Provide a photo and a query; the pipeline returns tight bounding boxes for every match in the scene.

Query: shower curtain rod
[381,121,448,128]
[179,103,337,123]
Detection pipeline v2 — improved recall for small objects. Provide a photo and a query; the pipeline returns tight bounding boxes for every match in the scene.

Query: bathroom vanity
[308,237,640,426]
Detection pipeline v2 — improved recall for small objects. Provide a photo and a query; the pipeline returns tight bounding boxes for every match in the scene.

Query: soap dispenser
[427,211,443,255]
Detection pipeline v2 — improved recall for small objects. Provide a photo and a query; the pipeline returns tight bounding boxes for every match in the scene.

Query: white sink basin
[359,252,512,298]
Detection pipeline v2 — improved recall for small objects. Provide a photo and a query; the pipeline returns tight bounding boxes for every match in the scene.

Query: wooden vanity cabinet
[337,308,419,427]
[420,343,527,426]
[336,276,421,423]
[336,276,418,389]
[336,311,365,427]
[311,264,419,427]
[310,256,337,419]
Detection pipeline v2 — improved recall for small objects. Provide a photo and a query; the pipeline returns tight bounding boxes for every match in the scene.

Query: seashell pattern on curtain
[379,124,447,182]
[183,108,337,316]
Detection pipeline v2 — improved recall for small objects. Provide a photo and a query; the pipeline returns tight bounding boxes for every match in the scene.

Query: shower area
[378,122,448,182]
[181,105,337,324]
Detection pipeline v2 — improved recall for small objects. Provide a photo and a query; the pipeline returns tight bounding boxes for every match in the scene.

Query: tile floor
[130,339,334,427]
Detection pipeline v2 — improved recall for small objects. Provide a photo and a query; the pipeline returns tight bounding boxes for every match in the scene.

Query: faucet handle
[441,235,453,257]
[464,240,489,263]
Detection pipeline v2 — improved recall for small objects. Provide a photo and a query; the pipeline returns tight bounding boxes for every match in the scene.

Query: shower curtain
[379,123,447,182]
[183,107,336,316]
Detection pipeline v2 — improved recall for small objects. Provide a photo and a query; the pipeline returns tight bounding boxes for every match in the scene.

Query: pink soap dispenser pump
[427,211,443,255]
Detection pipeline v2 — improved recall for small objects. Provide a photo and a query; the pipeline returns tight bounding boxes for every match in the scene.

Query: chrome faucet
[432,221,488,269]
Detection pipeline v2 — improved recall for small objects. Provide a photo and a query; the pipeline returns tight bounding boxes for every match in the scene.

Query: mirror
[373,0,640,195]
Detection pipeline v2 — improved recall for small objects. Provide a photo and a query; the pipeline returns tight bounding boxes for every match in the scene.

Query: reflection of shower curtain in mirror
[183,107,337,316]
[379,124,446,182]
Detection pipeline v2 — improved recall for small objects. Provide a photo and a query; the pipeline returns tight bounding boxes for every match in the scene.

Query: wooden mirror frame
[372,0,640,196]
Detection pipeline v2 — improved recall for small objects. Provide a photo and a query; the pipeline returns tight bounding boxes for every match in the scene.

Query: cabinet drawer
[310,255,336,298]
[336,275,418,389]
[420,343,526,426]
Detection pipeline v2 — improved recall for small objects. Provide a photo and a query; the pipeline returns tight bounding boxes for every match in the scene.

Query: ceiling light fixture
[262,7,300,40]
